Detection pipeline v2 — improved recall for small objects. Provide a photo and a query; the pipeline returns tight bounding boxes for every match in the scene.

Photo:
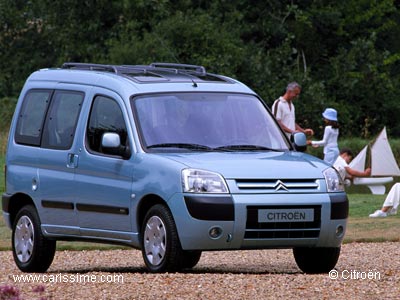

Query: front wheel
[12,205,56,272]
[181,250,202,269]
[293,247,341,274]
[141,204,183,272]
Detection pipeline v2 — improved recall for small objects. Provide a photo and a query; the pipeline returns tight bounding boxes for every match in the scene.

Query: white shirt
[272,97,295,137]
[333,155,348,181]
[311,126,339,154]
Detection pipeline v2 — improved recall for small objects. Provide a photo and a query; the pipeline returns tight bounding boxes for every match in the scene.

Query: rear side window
[15,89,84,149]
[15,90,52,146]
[41,91,84,149]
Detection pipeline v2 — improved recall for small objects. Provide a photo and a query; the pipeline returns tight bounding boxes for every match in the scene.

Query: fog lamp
[209,226,223,239]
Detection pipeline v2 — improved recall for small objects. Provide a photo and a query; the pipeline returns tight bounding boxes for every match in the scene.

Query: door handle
[67,153,79,168]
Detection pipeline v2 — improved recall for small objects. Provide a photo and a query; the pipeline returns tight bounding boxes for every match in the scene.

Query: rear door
[28,85,87,234]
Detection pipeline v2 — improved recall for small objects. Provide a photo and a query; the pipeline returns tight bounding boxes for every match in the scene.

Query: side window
[86,95,128,155]
[15,90,52,146]
[42,91,84,149]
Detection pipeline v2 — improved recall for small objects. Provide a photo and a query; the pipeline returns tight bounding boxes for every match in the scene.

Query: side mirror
[102,132,121,148]
[291,132,307,152]
[101,132,131,159]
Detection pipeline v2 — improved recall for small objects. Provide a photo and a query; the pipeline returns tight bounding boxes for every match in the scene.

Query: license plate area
[258,208,314,223]
[245,205,321,239]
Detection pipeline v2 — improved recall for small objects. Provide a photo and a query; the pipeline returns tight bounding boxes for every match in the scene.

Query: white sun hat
[322,108,337,121]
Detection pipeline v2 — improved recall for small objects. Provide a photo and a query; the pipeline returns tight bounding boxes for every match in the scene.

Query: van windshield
[132,93,290,152]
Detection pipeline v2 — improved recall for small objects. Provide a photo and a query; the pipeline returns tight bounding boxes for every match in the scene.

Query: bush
[0,97,17,132]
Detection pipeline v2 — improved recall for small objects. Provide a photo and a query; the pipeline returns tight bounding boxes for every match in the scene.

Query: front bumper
[170,192,348,250]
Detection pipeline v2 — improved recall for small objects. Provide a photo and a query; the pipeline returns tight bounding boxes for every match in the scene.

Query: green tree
[1,0,400,139]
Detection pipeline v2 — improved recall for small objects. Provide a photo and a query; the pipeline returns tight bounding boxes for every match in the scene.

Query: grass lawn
[0,193,398,251]
[346,193,400,242]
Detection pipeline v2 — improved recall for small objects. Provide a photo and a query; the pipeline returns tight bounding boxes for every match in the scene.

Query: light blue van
[2,63,348,273]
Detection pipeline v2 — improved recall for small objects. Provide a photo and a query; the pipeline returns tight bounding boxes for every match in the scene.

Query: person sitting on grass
[369,183,399,218]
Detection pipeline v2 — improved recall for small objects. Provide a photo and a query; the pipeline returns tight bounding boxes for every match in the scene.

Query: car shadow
[49,264,301,275]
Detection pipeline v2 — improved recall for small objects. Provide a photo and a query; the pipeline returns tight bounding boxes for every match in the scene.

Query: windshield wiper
[214,144,280,152]
[147,143,213,151]
[147,143,281,152]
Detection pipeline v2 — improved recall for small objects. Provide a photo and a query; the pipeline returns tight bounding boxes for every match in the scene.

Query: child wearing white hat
[307,108,339,165]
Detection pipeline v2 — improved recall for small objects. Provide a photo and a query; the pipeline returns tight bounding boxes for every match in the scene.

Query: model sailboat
[349,127,400,194]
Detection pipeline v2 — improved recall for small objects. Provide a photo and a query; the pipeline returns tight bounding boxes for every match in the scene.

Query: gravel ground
[0,242,399,300]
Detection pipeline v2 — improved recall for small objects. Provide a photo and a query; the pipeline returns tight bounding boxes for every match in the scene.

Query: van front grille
[236,179,319,192]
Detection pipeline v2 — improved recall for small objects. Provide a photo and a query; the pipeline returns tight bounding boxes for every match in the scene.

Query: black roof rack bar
[118,65,154,74]
[149,63,206,76]
[62,62,118,74]
[120,65,181,76]
[119,65,188,77]
[119,64,209,80]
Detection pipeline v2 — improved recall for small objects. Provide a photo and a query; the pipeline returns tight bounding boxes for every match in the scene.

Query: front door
[74,91,134,238]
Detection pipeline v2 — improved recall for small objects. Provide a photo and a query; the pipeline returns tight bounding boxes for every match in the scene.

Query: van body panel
[3,63,348,273]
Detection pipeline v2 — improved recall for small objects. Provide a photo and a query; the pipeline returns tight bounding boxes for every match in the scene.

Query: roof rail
[61,62,207,76]
[62,62,118,74]
[60,62,227,83]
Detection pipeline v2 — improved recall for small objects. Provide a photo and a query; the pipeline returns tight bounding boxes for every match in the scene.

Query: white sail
[349,127,400,176]
[371,127,400,176]
[349,145,367,172]
[349,127,399,194]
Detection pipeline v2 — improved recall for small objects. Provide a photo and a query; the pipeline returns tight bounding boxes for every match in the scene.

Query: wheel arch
[8,193,36,227]
[136,194,170,237]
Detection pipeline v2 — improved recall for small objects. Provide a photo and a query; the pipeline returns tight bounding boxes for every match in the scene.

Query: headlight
[182,169,229,193]
[323,167,344,192]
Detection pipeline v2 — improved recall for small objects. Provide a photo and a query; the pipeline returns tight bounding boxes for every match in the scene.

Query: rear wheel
[141,204,183,272]
[12,205,56,272]
[293,247,341,274]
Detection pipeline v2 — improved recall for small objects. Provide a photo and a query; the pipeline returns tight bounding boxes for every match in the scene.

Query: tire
[293,246,341,274]
[141,204,183,272]
[12,205,56,272]
[181,250,202,269]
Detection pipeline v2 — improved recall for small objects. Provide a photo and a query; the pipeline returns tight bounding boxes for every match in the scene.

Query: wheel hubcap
[144,216,166,266]
[14,216,34,263]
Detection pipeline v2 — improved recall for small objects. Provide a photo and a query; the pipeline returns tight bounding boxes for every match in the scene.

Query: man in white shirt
[333,148,371,182]
[272,82,314,138]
